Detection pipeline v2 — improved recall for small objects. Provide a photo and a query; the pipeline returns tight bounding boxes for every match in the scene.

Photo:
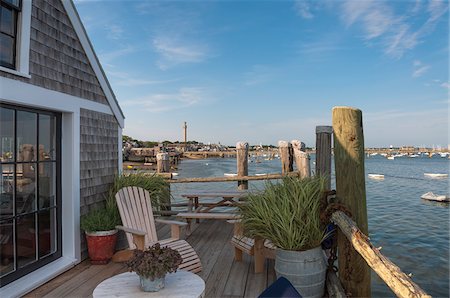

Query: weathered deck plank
[25,220,273,298]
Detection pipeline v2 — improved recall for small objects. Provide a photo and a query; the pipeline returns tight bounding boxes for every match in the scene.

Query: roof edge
[61,0,125,128]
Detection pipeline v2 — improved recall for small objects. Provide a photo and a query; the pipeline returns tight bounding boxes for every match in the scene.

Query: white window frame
[0,0,32,78]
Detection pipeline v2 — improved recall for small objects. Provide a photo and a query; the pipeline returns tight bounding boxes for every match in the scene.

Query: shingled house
[0,0,124,295]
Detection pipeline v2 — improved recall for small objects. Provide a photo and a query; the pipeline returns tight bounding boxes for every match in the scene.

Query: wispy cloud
[243,65,275,86]
[152,37,209,70]
[98,46,135,65]
[293,1,314,19]
[122,87,209,112]
[441,82,450,89]
[105,24,124,40]
[340,0,448,58]
[412,60,430,78]
[106,70,176,87]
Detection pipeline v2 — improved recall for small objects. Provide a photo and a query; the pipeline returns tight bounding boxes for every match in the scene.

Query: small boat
[424,173,448,178]
[409,154,419,158]
[421,192,450,202]
[224,173,237,177]
[387,156,395,160]
[255,173,268,176]
[172,172,179,176]
[368,174,384,180]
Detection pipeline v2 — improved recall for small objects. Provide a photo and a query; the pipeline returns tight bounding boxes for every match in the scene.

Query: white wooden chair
[113,186,202,273]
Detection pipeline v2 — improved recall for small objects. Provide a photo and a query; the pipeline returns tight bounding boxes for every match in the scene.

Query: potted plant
[80,206,120,264]
[239,176,328,298]
[126,243,182,292]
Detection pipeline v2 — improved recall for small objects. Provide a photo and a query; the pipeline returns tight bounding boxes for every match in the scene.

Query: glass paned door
[0,104,61,287]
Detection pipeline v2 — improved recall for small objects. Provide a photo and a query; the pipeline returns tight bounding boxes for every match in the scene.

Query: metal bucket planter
[275,246,327,298]
[85,229,118,265]
[139,276,165,292]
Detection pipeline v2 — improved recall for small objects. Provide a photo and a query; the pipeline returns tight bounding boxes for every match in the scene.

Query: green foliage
[239,176,328,251]
[80,206,120,233]
[142,141,159,148]
[106,173,170,211]
[127,243,182,280]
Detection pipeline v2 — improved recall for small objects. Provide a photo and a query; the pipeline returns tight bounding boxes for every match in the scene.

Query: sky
[74,0,449,147]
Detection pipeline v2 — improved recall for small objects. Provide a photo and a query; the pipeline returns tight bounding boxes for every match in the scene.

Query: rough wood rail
[169,171,301,183]
[331,211,430,298]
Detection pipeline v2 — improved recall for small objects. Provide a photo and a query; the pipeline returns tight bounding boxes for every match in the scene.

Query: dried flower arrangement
[126,243,182,281]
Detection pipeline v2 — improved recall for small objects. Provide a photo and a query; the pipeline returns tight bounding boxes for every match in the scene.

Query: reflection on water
[172,155,449,297]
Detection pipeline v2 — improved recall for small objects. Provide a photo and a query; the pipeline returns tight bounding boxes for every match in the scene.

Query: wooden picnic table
[177,191,249,234]
[181,190,249,214]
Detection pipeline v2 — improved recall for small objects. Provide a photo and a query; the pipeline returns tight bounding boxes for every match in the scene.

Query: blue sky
[74,0,448,147]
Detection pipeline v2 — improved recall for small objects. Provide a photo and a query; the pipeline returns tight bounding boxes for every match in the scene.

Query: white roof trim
[61,0,125,128]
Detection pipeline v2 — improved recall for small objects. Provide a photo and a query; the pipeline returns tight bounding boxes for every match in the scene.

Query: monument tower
[183,122,187,151]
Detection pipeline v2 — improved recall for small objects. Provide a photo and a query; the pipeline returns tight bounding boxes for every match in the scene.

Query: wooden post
[315,126,332,190]
[332,107,370,297]
[278,141,293,174]
[156,152,170,173]
[292,140,310,178]
[236,142,249,190]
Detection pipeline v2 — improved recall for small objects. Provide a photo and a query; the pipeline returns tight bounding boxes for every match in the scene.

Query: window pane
[39,208,56,258]
[0,107,14,162]
[39,162,56,208]
[16,163,36,214]
[0,33,14,66]
[1,164,14,218]
[3,0,20,8]
[17,111,37,162]
[0,6,15,35]
[0,218,15,277]
[17,213,37,268]
[39,114,56,161]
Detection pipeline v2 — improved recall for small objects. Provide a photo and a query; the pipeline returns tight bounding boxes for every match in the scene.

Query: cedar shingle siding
[0,0,108,104]
[80,108,119,258]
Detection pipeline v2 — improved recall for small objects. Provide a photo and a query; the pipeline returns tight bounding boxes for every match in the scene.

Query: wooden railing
[331,211,430,298]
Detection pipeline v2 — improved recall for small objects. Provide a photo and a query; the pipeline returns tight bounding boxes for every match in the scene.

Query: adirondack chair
[113,186,202,273]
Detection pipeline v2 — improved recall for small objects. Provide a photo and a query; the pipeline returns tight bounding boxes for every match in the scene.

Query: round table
[93,270,205,298]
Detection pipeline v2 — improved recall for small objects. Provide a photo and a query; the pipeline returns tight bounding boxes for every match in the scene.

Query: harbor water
[170,155,449,297]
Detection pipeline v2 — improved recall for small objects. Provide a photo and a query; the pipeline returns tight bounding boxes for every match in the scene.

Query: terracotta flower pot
[85,230,118,265]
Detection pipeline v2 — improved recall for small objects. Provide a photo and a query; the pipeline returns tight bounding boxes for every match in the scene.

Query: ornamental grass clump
[239,176,327,251]
[106,173,170,210]
[127,243,182,280]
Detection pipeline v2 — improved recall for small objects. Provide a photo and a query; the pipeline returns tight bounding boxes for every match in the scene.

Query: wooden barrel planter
[274,246,327,298]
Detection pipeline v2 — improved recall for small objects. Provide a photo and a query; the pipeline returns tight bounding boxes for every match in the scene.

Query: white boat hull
[424,173,448,178]
[421,192,450,202]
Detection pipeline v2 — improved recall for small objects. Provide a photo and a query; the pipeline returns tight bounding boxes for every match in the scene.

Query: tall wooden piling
[156,153,170,173]
[292,140,311,178]
[236,142,249,190]
[315,126,332,189]
[332,107,370,297]
[278,141,293,174]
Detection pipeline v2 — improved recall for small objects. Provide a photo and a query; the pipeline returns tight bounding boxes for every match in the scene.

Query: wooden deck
[25,220,276,297]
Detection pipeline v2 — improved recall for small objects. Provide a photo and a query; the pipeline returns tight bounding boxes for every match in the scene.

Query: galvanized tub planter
[274,246,327,298]
[139,275,165,292]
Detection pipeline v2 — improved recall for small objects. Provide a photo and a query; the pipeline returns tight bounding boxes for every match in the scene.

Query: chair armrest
[155,219,188,226]
[116,225,146,236]
[116,225,146,250]
[154,219,186,240]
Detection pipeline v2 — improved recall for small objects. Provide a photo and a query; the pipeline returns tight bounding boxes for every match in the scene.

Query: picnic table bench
[176,190,248,234]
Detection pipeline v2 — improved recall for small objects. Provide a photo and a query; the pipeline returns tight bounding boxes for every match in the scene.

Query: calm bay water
[171,155,449,297]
